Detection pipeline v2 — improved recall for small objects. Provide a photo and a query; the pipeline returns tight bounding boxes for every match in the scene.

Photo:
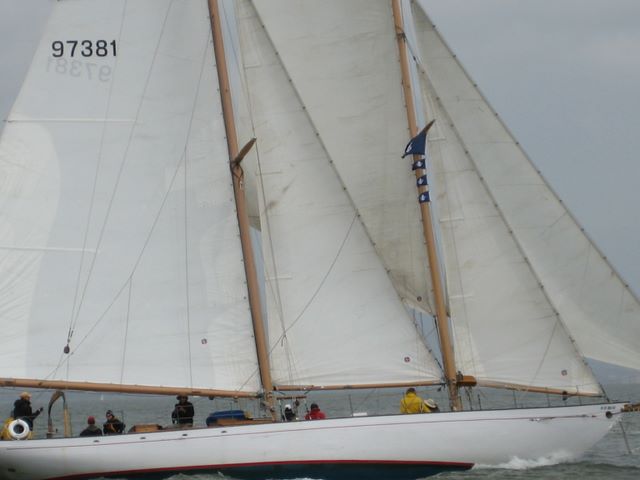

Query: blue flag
[402,130,426,158]
[402,120,435,158]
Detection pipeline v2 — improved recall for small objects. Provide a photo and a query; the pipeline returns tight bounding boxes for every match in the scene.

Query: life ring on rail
[7,419,30,440]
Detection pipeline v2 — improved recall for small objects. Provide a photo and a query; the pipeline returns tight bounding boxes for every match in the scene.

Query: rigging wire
[63,1,176,355]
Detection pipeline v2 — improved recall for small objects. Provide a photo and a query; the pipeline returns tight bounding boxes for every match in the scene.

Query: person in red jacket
[305,403,326,420]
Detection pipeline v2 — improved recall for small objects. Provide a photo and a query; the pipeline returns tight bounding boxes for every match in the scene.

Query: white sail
[411,2,616,393]
[0,0,261,393]
[244,0,437,317]
[236,0,442,387]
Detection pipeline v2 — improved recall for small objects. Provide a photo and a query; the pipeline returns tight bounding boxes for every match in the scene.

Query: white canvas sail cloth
[245,0,437,318]
[411,2,640,391]
[236,0,442,387]
[0,0,261,393]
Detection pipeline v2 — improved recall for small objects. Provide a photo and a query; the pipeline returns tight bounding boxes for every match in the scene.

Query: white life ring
[8,419,30,440]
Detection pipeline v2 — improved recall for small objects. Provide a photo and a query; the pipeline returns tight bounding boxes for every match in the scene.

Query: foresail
[0,0,261,393]
[411,2,631,393]
[236,0,442,388]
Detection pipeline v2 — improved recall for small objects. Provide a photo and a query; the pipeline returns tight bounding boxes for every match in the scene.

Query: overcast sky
[1,0,638,293]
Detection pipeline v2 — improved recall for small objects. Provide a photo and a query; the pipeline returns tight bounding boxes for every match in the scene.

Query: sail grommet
[7,419,30,440]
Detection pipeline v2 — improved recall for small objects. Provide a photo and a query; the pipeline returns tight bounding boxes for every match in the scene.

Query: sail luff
[392,0,461,411]
[207,0,273,407]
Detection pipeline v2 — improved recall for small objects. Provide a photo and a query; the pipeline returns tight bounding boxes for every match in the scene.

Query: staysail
[0,0,261,393]
[411,1,634,392]
[236,0,443,388]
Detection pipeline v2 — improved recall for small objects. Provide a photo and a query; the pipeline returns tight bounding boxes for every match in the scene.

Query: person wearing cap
[400,387,429,414]
[80,416,103,437]
[12,392,43,429]
[282,404,296,421]
[171,395,194,426]
[304,403,326,420]
[103,410,125,434]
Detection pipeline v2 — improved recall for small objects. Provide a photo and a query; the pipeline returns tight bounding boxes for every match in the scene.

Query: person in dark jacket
[80,416,103,437]
[172,395,194,425]
[282,404,296,421]
[12,392,43,429]
[103,410,125,434]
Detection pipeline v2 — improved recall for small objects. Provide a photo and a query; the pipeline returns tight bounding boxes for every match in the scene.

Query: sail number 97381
[52,40,117,58]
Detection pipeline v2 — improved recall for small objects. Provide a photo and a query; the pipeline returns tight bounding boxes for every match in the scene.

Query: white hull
[0,403,625,480]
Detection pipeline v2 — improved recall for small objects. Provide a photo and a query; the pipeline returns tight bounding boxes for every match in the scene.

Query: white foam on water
[473,451,576,470]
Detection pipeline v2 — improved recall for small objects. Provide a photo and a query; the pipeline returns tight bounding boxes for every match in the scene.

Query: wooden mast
[391,0,462,411]
[207,0,275,414]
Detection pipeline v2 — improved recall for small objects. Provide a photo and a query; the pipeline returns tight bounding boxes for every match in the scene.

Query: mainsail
[0,0,261,393]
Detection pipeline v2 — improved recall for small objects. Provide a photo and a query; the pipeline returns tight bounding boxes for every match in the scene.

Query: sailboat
[0,0,637,479]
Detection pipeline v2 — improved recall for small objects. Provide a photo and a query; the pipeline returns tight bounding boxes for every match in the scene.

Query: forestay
[237,0,442,387]
[412,2,617,393]
[0,0,261,393]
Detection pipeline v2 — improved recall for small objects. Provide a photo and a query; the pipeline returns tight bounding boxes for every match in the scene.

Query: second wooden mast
[207,0,275,414]
[392,0,462,411]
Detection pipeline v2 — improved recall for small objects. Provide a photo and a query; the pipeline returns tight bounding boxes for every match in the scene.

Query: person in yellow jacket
[400,388,429,414]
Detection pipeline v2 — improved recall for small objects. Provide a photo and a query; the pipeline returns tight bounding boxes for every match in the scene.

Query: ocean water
[1,384,638,480]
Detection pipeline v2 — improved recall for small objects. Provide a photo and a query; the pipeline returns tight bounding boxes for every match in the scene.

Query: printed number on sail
[51,40,117,58]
